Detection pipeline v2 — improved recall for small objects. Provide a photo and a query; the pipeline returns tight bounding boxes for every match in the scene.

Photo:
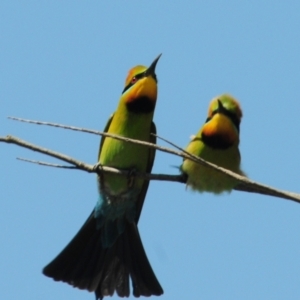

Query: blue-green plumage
[95,189,137,247]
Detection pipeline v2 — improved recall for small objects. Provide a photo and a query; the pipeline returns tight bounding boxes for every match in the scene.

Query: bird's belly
[99,138,148,194]
[185,160,237,193]
[183,146,242,194]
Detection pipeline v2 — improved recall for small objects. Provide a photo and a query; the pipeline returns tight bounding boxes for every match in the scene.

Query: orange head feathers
[201,94,243,149]
[121,54,161,114]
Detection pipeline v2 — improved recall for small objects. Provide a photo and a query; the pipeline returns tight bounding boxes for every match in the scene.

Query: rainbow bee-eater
[181,94,245,194]
[43,54,163,299]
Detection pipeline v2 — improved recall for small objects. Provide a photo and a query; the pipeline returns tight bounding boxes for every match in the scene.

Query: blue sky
[2,1,300,299]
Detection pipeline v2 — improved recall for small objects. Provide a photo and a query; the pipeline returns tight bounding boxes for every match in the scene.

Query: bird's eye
[131,77,137,84]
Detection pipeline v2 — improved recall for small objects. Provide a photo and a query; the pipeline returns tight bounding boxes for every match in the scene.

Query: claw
[127,168,137,188]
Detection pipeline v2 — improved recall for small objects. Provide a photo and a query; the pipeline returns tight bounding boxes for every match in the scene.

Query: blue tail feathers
[95,194,136,248]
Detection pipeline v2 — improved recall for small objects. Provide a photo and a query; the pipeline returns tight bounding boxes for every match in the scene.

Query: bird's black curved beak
[145,54,162,79]
[217,99,227,114]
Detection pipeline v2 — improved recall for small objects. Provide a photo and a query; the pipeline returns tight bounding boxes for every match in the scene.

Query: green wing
[98,114,114,162]
[135,121,156,223]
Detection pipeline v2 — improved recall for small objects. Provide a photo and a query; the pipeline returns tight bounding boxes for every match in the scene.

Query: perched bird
[43,54,163,299]
[181,94,245,194]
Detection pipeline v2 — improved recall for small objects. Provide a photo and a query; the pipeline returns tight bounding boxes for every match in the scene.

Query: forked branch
[1,117,300,204]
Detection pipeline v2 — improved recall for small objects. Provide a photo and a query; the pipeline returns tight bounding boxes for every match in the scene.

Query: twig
[16,156,186,183]
[1,135,94,172]
[8,116,162,152]
[152,132,189,154]
[16,157,79,169]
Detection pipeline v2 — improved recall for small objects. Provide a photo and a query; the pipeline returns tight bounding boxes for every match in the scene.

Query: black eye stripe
[122,71,146,94]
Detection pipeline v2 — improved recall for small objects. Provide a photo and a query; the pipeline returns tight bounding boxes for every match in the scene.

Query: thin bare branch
[6,117,252,183]
[8,116,162,151]
[1,135,94,172]
[153,132,189,154]
[16,157,79,169]
[1,134,300,204]
[16,156,186,183]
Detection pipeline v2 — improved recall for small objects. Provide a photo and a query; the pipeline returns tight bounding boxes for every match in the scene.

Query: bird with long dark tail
[43,54,163,299]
